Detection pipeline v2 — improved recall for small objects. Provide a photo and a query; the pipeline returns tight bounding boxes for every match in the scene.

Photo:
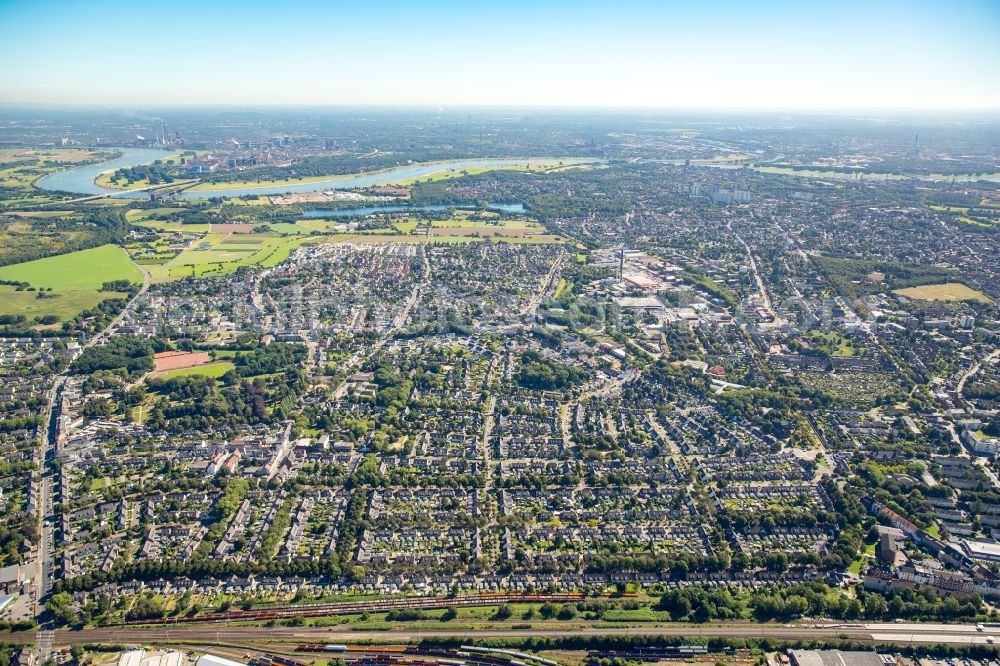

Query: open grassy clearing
[262,222,319,235]
[125,207,188,221]
[956,216,995,227]
[391,219,419,234]
[296,219,339,232]
[156,361,236,379]
[0,244,140,320]
[224,196,273,206]
[0,285,129,321]
[0,244,142,290]
[894,282,992,303]
[553,278,572,299]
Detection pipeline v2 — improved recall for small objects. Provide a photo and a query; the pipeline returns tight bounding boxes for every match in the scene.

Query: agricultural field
[265,222,324,235]
[928,204,1000,228]
[124,207,189,222]
[0,244,142,321]
[0,286,125,322]
[0,243,142,290]
[893,282,992,303]
[139,230,315,280]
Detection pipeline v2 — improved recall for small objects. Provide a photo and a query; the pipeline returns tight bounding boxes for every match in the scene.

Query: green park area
[893,282,992,303]
[157,361,236,380]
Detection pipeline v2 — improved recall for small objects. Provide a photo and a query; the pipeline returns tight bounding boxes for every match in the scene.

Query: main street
[32,259,152,658]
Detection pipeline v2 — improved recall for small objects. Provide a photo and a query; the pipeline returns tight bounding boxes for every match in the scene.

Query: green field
[0,244,141,321]
[157,361,235,379]
[263,222,319,235]
[894,282,992,303]
[297,219,340,232]
[125,207,188,222]
[553,278,571,299]
[0,244,142,290]
[0,286,129,321]
[392,219,419,234]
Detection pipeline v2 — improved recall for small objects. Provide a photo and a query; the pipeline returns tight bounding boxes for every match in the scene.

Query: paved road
[521,252,566,317]
[1,621,997,648]
[958,349,1000,396]
[33,258,152,649]
[729,218,784,326]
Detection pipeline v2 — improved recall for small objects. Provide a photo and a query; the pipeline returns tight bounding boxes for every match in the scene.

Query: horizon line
[1,102,999,116]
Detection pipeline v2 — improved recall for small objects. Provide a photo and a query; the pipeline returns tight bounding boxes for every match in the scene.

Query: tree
[492,604,513,620]
[864,594,888,619]
[671,559,690,579]
[765,551,789,573]
[556,605,577,620]
[46,591,78,625]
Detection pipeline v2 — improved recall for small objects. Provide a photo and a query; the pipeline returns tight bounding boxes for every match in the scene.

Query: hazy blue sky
[1,0,998,109]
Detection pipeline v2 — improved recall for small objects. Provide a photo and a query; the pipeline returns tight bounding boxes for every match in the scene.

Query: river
[34,150,593,198]
[35,147,174,195]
